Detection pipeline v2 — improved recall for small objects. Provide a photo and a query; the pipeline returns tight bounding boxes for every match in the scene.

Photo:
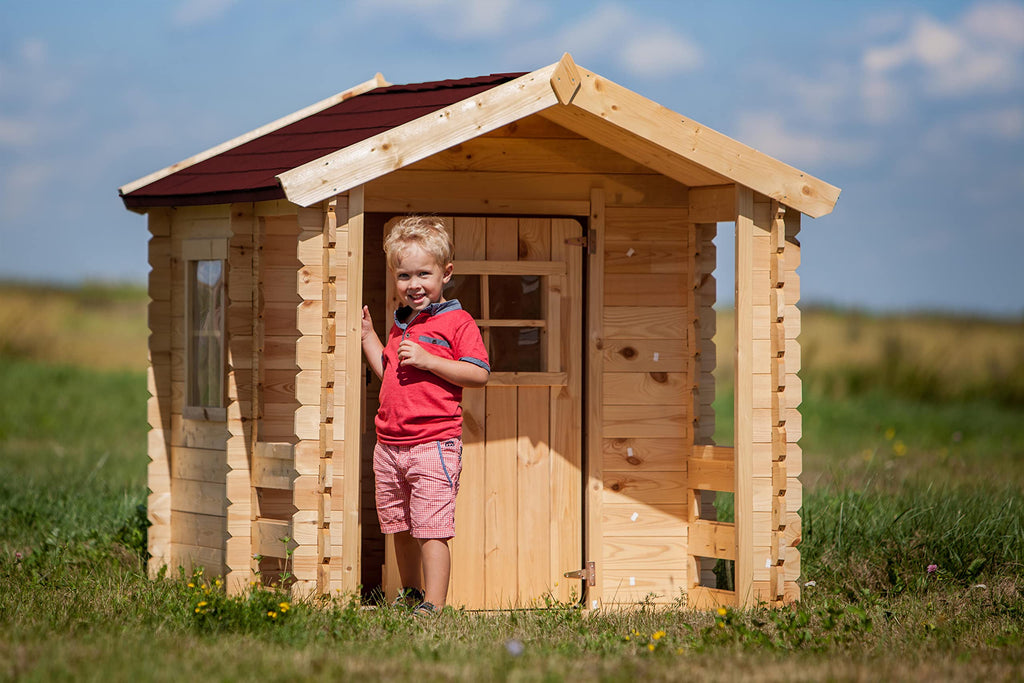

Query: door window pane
[490,326,541,372]
[489,275,542,319]
[444,274,481,319]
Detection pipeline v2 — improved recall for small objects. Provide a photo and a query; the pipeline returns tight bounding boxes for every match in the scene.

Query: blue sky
[1,1,1022,315]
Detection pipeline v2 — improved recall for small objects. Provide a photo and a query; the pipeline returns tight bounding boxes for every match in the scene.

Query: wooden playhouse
[119,54,839,609]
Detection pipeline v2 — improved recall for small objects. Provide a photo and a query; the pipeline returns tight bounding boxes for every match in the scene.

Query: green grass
[2,290,1024,679]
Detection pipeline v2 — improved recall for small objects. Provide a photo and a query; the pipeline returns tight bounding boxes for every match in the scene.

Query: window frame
[449,260,566,386]
[182,239,228,422]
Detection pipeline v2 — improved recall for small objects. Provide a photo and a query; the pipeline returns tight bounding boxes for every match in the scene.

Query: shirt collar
[393,299,463,329]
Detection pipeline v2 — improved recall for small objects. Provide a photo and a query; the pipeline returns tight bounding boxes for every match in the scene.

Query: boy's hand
[360,305,373,341]
[397,338,433,370]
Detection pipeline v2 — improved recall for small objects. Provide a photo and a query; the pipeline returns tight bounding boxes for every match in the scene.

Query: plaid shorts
[373,438,462,539]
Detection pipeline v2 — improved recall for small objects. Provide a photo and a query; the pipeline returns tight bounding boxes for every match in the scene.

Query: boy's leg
[407,438,461,610]
[418,537,452,608]
[393,530,422,593]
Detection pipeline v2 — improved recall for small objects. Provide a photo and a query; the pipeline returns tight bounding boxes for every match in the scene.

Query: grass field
[1,283,1022,681]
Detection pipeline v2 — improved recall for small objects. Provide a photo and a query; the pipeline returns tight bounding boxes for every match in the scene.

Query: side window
[183,240,227,421]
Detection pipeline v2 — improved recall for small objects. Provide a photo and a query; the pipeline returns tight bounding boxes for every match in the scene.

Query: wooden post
[734,186,755,607]
[329,196,349,595]
[586,187,606,609]
[341,186,365,596]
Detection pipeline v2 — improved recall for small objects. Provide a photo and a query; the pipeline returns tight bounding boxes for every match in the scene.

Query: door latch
[564,230,595,255]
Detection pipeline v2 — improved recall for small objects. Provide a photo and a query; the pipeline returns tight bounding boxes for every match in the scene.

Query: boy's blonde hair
[384,216,454,271]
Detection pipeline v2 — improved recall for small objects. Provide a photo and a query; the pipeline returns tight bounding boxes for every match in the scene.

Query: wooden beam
[278,65,563,207]
[549,52,581,105]
[734,186,755,607]
[119,73,390,196]
[689,185,736,223]
[552,67,840,218]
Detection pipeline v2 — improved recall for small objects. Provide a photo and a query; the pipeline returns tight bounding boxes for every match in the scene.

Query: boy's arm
[396,339,489,388]
[361,305,385,379]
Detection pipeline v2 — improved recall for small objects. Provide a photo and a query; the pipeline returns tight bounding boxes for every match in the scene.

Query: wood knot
[620,346,637,360]
[626,455,642,466]
[649,371,668,383]
[518,240,529,259]
[610,482,622,492]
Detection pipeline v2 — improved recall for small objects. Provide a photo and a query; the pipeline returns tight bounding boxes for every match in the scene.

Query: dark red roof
[121,73,526,208]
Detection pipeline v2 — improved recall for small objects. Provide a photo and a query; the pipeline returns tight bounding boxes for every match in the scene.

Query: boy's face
[392,244,453,314]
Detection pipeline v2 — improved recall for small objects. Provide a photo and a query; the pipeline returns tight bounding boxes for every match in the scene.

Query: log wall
[154,205,234,577]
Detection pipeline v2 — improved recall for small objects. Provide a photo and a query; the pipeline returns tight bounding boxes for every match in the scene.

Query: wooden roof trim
[277,62,563,207]
[563,66,840,218]
[118,72,391,197]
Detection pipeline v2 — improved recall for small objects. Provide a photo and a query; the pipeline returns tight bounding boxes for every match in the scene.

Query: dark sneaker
[391,587,424,610]
[412,601,438,618]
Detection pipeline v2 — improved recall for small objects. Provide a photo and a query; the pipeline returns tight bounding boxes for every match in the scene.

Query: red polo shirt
[375,300,489,445]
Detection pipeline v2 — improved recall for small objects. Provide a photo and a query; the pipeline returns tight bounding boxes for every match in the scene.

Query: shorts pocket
[436,440,462,489]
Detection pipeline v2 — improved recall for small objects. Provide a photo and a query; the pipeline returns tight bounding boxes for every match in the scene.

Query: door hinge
[564,230,595,255]
[563,561,596,586]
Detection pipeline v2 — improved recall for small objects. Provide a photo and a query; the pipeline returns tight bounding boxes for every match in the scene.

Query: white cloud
[0,118,39,147]
[863,2,1024,97]
[735,112,876,168]
[963,0,1024,46]
[172,0,238,28]
[925,107,1024,150]
[620,26,701,76]
[351,0,547,40]
[550,3,702,78]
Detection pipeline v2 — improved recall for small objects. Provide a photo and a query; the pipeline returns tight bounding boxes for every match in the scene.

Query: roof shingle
[121,73,525,208]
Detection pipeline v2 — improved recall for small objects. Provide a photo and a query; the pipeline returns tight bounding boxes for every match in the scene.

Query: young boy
[360,216,489,616]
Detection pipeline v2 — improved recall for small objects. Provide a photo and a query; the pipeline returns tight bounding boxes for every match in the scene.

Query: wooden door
[385,216,584,609]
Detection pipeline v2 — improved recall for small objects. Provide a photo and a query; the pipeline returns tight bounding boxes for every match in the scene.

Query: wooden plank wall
[163,205,233,577]
[600,206,692,605]
[252,201,308,587]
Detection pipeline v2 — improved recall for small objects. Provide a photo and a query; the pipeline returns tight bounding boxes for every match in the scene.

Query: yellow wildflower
[894,440,907,456]
[652,630,665,640]
[647,643,655,652]
[188,583,195,588]
[268,611,278,619]
[279,602,290,612]
[885,428,895,440]
[717,607,727,616]
[197,601,207,608]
